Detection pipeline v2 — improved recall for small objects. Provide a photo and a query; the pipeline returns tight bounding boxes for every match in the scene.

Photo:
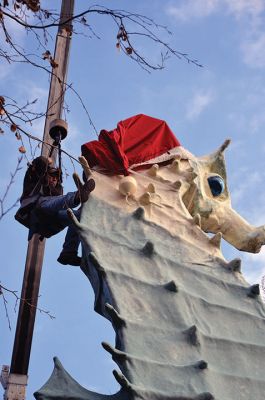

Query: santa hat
[81,114,181,175]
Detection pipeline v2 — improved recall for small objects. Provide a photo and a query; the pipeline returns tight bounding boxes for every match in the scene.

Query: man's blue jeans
[37,192,80,254]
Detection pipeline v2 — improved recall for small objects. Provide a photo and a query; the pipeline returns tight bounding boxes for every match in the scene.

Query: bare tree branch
[0,4,202,69]
[0,283,55,331]
[2,104,85,164]
[0,284,12,330]
[0,156,23,221]
[0,1,202,169]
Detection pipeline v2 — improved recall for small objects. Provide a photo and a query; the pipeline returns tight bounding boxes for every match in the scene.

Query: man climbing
[16,156,95,266]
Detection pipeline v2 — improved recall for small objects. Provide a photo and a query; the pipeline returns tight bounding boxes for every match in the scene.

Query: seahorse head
[181,140,265,253]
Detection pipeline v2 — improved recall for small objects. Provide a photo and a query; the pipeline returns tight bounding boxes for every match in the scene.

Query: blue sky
[1,0,265,397]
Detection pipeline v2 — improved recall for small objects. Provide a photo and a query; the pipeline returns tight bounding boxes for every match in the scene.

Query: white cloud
[230,170,263,205]
[245,247,265,265]
[225,0,265,19]
[166,0,265,21]
[225,79,265,134]
[166,0,265,68]
[15,82,48,139]
[246,202,265,228]
[186,90,214,120]
[242,248,265,293]
[167,0,219,21]
[241,33,265,68]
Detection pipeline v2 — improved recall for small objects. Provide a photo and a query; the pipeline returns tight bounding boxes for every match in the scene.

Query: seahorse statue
[35,117,265,400]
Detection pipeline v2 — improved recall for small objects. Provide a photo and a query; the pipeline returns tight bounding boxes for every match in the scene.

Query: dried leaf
[23,0,40,12]
[0,108,5,116]
[44,10,51,19]
[50,58,58,68]
[117,25,127,41]
[18,145,26,154]
[126,47,133,55]
[0,128,4,135]
[117,30,123,40]
[10,123,17,132]
[116,42,121,51]
[42,50,51,60]
[0,96,5,106]
[15,131,21,140]
[64,25,72,34]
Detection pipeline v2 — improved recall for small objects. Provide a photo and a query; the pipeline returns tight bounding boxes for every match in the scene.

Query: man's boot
[57,251,81,266]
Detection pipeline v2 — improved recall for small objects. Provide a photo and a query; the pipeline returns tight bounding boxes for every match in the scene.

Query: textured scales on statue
[35,115,265,400]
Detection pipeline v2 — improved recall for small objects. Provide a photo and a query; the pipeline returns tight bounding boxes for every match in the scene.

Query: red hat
[81,114,180,175]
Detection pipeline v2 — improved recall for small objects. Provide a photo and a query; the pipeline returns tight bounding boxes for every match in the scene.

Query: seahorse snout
[239,226,265,253]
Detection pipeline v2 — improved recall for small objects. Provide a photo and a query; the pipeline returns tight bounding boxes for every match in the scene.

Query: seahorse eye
[207,176,225,197]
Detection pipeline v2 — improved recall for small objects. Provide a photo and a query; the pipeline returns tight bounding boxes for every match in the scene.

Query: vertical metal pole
[10,235,45,375]
[41,0,75,159]
[5,1,75,399]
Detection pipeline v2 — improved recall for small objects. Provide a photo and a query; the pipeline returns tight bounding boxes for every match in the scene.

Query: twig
[3,106,81,164]
[0,156,23,221]
[0,285,12,331]
[0,5,202,68]
[0,283,55,331]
